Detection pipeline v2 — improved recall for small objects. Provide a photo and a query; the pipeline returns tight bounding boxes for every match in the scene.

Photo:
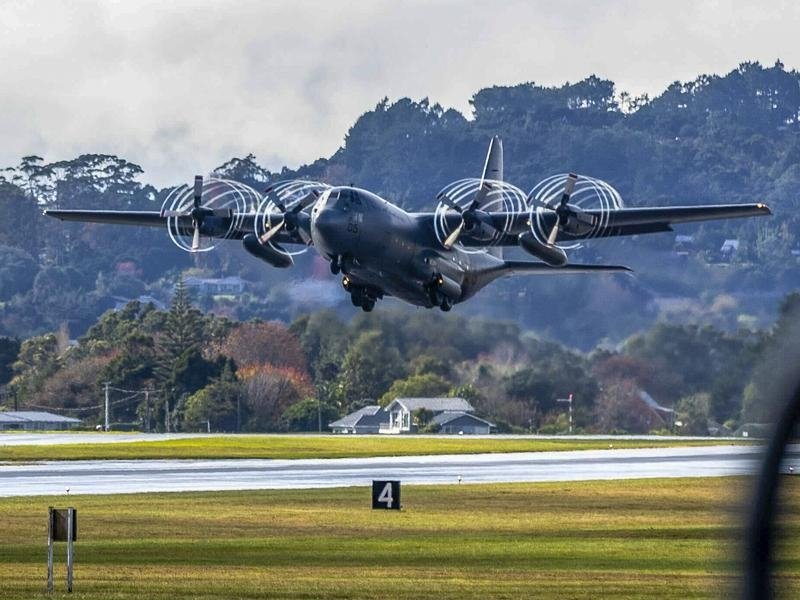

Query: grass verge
[0,477,797,599]
[0,435,750,462]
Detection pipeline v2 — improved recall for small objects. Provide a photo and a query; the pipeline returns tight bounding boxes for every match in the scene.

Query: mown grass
[0,435,750,462]
[0,477,798,599]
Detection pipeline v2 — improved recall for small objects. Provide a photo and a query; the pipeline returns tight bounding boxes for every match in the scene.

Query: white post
[46,507,54,593]
[568,394,573,434]
[103,382,110,432]
[66,508,74,593]
[145,390,151,433]
[164,398,170,433]
[557,394,574,434]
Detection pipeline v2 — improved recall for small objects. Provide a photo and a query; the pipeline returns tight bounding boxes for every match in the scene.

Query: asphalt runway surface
[2,445,792,497]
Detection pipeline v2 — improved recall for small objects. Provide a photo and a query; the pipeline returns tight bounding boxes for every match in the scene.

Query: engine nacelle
[431,272,462,300]
[242,234,293,269]
[518,231,568,267]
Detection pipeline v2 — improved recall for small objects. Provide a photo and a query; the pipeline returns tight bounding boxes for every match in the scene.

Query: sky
[2,0,799,187]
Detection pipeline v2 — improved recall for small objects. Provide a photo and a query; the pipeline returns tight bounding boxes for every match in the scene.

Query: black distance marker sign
[372,480,400,510]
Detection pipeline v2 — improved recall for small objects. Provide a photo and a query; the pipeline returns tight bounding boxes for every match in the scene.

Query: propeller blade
[547,221,560,245]
[290,190,320,213]
[559,173,578,208]
[211,208,233,218]
[161,209,190,218]
[260,218,285,243]
[443,219,465,249]
[191,223,201,251]
[265,189,287,213]
[437,192,463,214]
[468,181,492,212]
[193,175,203,209]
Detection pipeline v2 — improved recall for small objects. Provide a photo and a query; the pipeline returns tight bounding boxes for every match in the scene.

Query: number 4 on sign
[378,482,393,508]
[372,480,400,510]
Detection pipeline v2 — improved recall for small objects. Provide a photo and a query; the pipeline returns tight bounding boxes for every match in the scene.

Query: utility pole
[318,398,322,433]
[556,394,574,434]
[164,397,170,433]
[236,394,241,433]
[103,382,110,432]
[144,389,151,433]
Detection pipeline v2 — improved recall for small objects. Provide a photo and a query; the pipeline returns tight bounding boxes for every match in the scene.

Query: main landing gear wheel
[330,255,342,275]
[440,298,453,312]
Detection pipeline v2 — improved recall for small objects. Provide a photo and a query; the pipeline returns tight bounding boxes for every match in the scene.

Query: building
[329,406,386,434]
[329,397,496,435]
[720,239,740,260]
[432,411,494,435]
[0,411,81,431]
[380,397,476,434]
[184,276,246,296]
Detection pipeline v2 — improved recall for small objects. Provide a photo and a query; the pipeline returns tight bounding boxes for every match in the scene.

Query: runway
[1,445,787,497]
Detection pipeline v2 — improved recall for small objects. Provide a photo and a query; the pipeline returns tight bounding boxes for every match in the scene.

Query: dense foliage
[0,60,798,432]
[1,284,797,434]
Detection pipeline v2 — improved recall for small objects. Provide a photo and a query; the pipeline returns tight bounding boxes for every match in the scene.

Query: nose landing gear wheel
[330,255,341,275]
[439,298,453,312]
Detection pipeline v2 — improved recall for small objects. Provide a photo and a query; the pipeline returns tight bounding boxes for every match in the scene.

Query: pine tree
[153,277,206,427]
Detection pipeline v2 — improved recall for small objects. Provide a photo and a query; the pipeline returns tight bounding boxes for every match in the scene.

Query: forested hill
[0,60,798,347]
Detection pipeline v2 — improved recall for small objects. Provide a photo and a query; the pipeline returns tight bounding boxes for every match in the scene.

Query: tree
[9,334,60,403]
[675,393,711,436]
[219,321,308,373]
[183,364,240,432]
[0,337,20,385]
[335,330,405,413]
[239,364,313,431]
[0,246,37,301]
[379,373,451,406]
[281,397,339,432]
[593,378,664,434]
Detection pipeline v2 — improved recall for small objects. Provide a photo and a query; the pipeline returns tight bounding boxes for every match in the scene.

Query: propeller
[259,187,320,245]
[437,180,495,249]
[161,175,232,251]
[538,173,578,245]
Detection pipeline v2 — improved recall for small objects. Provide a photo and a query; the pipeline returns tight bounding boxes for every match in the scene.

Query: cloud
[1,0,798,187]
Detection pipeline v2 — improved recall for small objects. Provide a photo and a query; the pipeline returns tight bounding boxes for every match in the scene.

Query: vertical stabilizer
[481,135,503,182]
[482,136,504,258]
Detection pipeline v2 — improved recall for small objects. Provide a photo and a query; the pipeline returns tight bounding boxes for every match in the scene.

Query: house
[0,411,81,431]
[720,239,740,260]
[433,411,494,435]
[674,235,694,256]
[380,397,476,434]
[329,405,386,434]
[184,276,247,296]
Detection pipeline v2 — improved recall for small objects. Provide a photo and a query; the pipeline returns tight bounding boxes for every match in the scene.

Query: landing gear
[346,280,379,312]
[330,255,341,275]
[439,297,452,312]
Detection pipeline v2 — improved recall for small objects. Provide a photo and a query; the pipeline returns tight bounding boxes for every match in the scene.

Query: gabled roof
[433,411,494,427]
[329,405,385,429]
[388,397,474,413]
[0,411,81,424]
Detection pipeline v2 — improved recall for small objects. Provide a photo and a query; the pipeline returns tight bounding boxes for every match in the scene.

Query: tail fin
[483,136,504,258]
[482,135,503,182]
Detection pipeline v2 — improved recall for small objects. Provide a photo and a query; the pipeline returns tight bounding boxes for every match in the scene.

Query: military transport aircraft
[45,137,771,312]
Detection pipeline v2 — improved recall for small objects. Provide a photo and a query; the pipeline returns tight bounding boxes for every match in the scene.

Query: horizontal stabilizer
[503,260,632,275]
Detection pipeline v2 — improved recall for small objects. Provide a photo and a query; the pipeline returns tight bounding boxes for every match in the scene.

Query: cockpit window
[329,188,363,211]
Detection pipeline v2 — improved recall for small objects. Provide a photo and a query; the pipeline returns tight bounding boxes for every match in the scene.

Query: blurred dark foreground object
[743,378,800,599]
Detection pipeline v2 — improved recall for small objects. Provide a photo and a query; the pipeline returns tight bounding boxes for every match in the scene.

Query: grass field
[0,477,798,599]
[0,435,750,462]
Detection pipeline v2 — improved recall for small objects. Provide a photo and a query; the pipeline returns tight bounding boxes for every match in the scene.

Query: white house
[380,397,475,434]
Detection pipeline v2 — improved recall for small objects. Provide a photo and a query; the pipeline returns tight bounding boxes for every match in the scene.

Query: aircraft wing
[455,202,771,245]
[43,209,306,245]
